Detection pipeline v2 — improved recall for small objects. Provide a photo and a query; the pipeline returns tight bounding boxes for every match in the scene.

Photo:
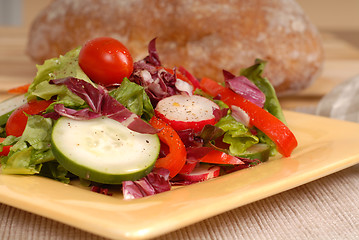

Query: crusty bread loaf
[26,0,324,96]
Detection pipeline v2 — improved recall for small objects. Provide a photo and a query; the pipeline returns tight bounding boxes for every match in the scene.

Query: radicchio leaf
[143,38,161,67]
[122,168,171,200]
[53,104,101,120]
[223,70,266,108]
[50,77,104,112]
[129,39,194,106]
[213,107,229,122]
[49,77,157,134]
[185,146,213,159]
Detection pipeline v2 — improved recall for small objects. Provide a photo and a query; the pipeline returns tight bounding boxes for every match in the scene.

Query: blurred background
[0,0,359,110]
[1,0,359,32]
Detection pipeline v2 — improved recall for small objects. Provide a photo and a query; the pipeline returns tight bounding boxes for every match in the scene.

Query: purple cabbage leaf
[49,77,157,134]
[122,168,171,200]
[223,70,266,108]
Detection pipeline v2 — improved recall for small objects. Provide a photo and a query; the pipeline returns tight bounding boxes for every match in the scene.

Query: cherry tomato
[0,138,11,156]
[78,37,133,86]
[5,100,53,137]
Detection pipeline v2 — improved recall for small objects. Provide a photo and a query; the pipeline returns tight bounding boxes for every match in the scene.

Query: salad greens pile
[0,38,296,199]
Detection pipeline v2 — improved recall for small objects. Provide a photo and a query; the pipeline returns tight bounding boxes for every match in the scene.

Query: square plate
[0,111,359,239]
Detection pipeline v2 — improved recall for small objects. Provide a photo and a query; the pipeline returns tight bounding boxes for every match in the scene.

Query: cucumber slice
[51,116,160,184]
[238,143,270,162]
[0,94,27,126]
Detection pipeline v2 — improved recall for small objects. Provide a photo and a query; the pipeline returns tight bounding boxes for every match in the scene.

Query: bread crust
[26,0,324,95]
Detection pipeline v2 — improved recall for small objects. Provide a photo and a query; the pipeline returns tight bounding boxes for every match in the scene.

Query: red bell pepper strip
[149,116,187,178]
[200,149,246,165]
[0,138,11,156]
[7,83,31,94]
[178,66,201,89]
[199,77,297,157]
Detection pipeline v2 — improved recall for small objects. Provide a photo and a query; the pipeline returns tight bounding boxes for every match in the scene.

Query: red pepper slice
[7,83,31,94]
[149,116,187,178]
[0,138,11,156]
[199,77,297,157]
[178,66,201,89]
[200,150,245,165]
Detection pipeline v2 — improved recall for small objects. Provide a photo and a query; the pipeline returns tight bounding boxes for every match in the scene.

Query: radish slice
[178,164,220,182]
[175,79,194,95]
[178,158,198,174]
[155,95,220,132]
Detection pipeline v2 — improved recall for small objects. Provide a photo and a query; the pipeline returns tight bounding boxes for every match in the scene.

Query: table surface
[1,3,359,240]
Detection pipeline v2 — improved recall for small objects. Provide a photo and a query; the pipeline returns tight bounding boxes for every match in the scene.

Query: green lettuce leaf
[26,47,90,109]
[216,115,259,156]
[109,78,154,121]
[256,130,278,157]
[39,161,70,184]
[1,115,54,174]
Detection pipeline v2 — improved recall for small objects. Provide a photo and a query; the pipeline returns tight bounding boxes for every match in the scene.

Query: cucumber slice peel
[51,117,160,184]
[238,143,270,162]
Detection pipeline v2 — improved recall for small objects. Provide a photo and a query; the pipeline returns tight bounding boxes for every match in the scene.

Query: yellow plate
[1,111,359,239]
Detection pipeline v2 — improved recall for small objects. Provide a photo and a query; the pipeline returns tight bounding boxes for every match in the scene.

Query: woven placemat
[1,164,358,240]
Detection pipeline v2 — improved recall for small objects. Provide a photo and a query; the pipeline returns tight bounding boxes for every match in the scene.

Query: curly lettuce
[26,47,90,109]
[215,114,259,156]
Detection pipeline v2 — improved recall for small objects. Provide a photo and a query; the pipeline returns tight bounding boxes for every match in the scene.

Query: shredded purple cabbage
[143,38,161,67]
[122,168,171,200]
[213,107,229,122]
[129,39,192,106]
[49,77,157,134]
[53,104,101,120]
[223,70,265,108]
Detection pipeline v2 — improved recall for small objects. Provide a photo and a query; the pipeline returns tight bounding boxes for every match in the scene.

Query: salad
[0,37,297,199]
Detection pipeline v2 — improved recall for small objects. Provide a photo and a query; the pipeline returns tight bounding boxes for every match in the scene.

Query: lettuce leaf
[215,115,259,156]
[256,129,278,156]
[109,78,154,121]
[1,115,54,174]
[39,161,70,184]
[26,47,90,109]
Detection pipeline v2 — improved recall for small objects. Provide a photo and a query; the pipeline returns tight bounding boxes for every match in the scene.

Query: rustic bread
[26,0,324,95]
